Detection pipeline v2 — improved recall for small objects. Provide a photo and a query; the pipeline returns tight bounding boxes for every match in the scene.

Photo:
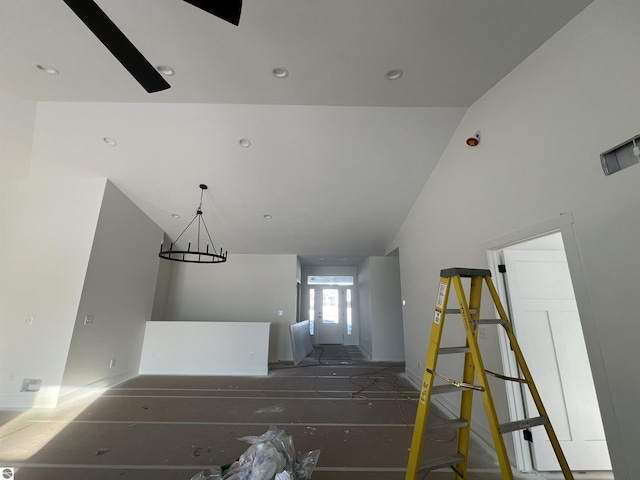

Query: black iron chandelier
[159,184,227,264]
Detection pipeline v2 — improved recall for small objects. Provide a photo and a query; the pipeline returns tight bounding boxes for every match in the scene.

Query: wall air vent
[600,134,640,176]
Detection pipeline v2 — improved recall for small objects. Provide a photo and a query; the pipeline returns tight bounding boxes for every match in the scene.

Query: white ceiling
[1,0,593,264]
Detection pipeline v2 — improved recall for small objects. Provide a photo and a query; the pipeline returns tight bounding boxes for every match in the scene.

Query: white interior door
[316,287,345,345]
[503,249,611,471]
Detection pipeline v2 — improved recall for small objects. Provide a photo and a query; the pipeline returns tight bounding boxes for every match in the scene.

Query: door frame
[483,213,616,473]
[302,266,359,346]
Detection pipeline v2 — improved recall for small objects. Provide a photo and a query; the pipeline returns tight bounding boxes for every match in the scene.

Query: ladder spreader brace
[405,268,574,480]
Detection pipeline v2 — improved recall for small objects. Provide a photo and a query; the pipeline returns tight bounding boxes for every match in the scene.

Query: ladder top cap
[440,267,492,278]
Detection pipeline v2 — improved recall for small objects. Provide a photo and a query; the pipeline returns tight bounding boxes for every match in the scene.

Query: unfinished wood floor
[0,346,584,480]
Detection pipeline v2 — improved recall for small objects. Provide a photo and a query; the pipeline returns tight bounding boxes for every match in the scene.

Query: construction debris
[190,426,320,480]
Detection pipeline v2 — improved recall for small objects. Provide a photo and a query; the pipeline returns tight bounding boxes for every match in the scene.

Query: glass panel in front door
[321,288,339,324]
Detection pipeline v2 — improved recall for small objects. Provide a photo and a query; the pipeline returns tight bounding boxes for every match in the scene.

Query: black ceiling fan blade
[63,0,170,93]
[183,0,243,26]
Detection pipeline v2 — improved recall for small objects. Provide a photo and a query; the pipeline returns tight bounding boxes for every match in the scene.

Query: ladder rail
[454,274,482,480]
[405,276,454,480]
[452,274,514,480]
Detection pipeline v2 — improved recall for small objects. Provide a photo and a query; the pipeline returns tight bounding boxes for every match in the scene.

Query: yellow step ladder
[405,268,574,479]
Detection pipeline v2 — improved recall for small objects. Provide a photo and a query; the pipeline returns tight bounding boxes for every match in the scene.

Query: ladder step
[426,417,468,434]
[439,346,470,354]
[432,384,466,395]
[418,453,466,474]
[472,318,506,326]
[499,416,548,434]
[445,308,478,314]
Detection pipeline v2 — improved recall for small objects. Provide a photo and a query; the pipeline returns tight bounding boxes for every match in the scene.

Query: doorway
[306,274,355,345]
[488,231,611,473]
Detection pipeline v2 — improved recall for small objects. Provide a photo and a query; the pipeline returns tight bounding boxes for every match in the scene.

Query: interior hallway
[0,345,612,479]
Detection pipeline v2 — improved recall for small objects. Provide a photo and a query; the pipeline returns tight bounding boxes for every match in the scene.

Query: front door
[503,248,611,471]
[316,287,345,344]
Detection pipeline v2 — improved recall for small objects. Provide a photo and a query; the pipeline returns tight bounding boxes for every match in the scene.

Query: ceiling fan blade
[63,0,170,93]
[183,0,243,26]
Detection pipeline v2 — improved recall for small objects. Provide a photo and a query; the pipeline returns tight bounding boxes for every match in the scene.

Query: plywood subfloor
[0,346,602,480]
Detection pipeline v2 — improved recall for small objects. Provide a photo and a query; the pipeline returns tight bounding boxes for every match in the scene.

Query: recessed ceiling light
[239,138,251,148]
[385,69,403,80]
[103,137,117,146]
[171,214,181,219]
[156,65,175,76]
[263,214,272,219]
[272,67,289,78]
[36,64,59,75]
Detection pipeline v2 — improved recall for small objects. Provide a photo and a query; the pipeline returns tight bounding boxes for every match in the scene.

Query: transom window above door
[307,276,354,285]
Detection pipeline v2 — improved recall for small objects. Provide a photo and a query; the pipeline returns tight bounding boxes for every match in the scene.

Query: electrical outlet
[21,379,42,392]
[84,315,94,325]
[24,316,33,326]
[277,310,284,316]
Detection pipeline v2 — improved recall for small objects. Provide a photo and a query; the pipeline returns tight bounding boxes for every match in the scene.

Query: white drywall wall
[0,93,35,180]
[140,321,270,376]
[0,178,105,408]
[391,2,639,477]
[0,95,37,406]
[0,95,101,408]
[151,236,173,321]
[369,257,404,362]
[290,320,313,365]
[61,181,163,402]
[357,259,373,358]
[358,257,404,361]
[163,254,297,362]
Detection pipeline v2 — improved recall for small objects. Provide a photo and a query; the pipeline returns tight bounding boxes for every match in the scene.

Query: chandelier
[159,184,227,264]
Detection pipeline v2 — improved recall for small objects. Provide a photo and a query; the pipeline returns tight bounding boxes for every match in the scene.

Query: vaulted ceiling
[0,0,593,263]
